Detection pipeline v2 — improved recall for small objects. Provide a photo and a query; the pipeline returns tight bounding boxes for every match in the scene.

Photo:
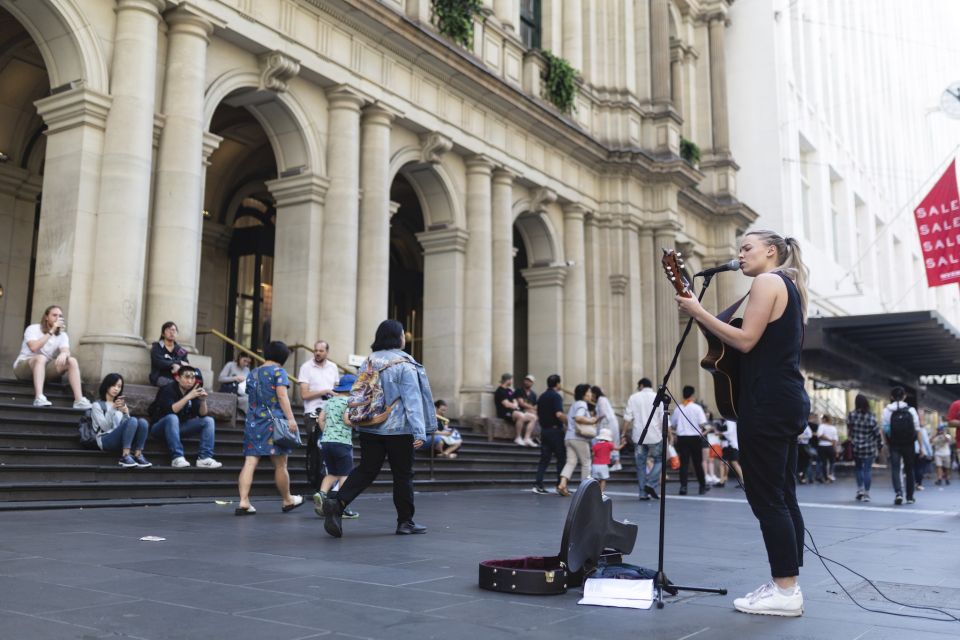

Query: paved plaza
[0,476,958,640]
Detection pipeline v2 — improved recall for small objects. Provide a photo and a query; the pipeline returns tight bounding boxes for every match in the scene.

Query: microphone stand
[636,272,727,608]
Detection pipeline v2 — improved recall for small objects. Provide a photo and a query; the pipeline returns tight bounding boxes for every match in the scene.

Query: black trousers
[676,435,705,488]
[739,427,804,578]
[337,432,415,523]
[535,428,566,487]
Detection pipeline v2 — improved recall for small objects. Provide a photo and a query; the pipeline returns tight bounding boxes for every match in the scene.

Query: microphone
[694,259,741,277]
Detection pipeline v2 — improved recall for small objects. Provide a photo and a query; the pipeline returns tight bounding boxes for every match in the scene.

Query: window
[829,170,843,264]
[520,0,541,49]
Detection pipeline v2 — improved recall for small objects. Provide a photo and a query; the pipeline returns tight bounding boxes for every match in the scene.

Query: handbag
[254,366,303,449]
[575,422,597,439]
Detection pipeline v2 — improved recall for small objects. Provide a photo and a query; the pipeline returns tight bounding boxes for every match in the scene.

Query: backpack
[78,401,107,449]
[889,403,915,446]
[345,357,408,427]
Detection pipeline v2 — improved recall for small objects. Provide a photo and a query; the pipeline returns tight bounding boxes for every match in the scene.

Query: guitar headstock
[661,248,693,298]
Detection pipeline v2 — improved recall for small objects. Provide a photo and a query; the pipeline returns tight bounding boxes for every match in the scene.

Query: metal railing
[196,328,299,383]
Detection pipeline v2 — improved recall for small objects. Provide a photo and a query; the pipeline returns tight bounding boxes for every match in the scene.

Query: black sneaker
[644,486,660,500]
[396,521,427,535]
[531,486,549,495]
[133,454,152,468]
[678,486,688,496]
[638,495,651,501]
[322,498,343,538]
[698,485,710,495]
[118,454,138,468]
[894,494,903,505]
[342,508,360,519]
[906,497,916,504]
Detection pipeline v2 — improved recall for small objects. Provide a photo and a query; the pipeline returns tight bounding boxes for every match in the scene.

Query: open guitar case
[478,478,638,595]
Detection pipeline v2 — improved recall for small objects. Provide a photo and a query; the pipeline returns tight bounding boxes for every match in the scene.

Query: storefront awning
[803,311,960,412]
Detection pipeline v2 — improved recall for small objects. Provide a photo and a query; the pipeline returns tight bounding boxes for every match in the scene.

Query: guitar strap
[716,294,748,324]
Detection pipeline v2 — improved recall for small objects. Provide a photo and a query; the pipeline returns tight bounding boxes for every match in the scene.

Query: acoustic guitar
[660,249,742,420]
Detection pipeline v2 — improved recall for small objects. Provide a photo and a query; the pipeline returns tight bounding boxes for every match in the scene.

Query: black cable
[666,388,958,622]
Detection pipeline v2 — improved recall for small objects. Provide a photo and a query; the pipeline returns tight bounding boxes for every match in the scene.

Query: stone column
[653,227,680,381]
[267,173,330,346]
[638,227,657,381]
[31,87,111,345]
[82,0,165,380]
[562,0,583,70]
[491,168,516,380]
[624,220,644,390]
[461,155,494,416]
[417,228,469,416]
[709,15,730,153]
[563,204,587,386]
[355,104,396,354]
[146,6,216,352]
[671,43,684,117]
[609,273,628,400]
[494,0,517,33]
[583,214,602,383]
[650,0,671,106]
[521,265,567,388]
[321,86,364,364]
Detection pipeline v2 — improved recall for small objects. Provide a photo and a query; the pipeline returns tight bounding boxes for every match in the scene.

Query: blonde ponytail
[745,230,810,321]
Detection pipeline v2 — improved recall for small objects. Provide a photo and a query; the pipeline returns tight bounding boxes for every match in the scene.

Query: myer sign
[919,374,960,385]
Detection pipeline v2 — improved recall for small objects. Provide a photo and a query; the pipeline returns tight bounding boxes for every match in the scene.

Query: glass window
[520,0,541,49]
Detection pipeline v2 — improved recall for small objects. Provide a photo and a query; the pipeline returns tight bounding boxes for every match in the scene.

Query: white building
[727,0,960,410]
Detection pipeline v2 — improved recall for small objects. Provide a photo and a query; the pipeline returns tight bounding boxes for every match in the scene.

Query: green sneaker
[313,491,327,517]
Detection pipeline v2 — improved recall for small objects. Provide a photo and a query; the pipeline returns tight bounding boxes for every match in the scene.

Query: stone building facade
[0,0,754,416]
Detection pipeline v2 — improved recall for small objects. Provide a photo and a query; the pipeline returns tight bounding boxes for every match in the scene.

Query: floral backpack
[345,357,408,427]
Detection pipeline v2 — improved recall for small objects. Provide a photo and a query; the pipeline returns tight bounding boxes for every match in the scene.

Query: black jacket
[149,341,189,385]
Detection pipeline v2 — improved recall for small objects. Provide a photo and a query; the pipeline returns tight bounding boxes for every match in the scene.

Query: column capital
[362,102,401,125]
[465,154,495,174]
[202,130,223,163]
[389,200,402,218]
[492,167,518,184]
[34,86,112,135]
[521,264,568,288]
[609,274,629,295]
[326,84,366,110]
[265,173,331,207]
[562,202,589,220]
[117,0,166,17]
[420,131,452,164]
[260,50,301,93]
[416,227,470,255]
[164,3,223,39]
[530,186,557,213]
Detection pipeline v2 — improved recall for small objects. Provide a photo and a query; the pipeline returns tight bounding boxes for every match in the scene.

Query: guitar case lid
[478,479,637,595]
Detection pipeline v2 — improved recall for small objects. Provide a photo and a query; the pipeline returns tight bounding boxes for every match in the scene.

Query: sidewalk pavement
[0,474,958,640]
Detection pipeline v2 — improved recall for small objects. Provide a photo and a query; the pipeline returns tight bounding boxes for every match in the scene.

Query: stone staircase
[0,378,646,506]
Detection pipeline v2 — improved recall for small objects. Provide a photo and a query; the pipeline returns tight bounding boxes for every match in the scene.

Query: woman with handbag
[556,383,599,497]
[235,341,303,515]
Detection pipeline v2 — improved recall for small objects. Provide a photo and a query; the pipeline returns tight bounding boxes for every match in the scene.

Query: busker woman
[321,319,436,538]
[676,230,811,617]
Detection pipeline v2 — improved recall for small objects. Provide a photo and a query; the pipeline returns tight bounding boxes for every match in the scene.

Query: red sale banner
[914,159,960,287]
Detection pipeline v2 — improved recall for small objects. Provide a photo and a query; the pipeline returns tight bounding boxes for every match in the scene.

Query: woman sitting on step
[91,373,152,468]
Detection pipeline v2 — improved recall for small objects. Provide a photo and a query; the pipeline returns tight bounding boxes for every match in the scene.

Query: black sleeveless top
[737,271,810,437]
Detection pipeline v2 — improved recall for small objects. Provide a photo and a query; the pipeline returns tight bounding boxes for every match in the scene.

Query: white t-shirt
[14,324,69,366]
[595,396,619,439]
[816,424,839,448]
[297,359,340,414]
[722,420,739,450]
[624,388,663,444]
[670,400,707,437]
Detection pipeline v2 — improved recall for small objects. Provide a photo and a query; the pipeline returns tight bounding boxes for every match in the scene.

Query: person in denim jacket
[322,319,437,538]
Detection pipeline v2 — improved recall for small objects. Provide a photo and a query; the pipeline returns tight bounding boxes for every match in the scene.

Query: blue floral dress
[244,364,294,457]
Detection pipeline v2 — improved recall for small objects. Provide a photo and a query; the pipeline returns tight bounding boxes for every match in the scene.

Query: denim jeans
[853,455,874,492]
[150,414,216,459]
[635,440,663,496]
[100,417,148,452]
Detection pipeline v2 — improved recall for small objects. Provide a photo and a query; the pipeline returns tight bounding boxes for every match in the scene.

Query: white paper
[139,536,166,542]
[578,578,654,609]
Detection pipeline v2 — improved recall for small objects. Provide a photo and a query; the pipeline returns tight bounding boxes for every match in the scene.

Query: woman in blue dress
[235,341,304,515]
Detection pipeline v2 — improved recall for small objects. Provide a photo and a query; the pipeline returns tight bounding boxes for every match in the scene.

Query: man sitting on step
[149,366,221,469]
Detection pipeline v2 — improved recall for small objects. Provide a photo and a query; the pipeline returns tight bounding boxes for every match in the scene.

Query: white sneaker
[513,437,525,446]
[523,438,537,447]
[733,582,803,617]
[73,398,92,410]
[196,457,222,469]
[610,463,623,472]
[33,395,52,407]
[171,456,190,468]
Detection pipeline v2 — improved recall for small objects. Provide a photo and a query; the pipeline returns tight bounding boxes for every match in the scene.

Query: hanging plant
[541,50,578,113]
[680,137,701,166]
[432,0,482,49]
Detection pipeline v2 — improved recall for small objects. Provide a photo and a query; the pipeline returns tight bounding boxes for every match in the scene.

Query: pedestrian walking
[881,386,923,505]
[847,394,881,502]
[532,374,567,495]
[623,377,664,501]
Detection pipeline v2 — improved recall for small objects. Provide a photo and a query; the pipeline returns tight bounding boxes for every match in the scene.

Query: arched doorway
[512,227,529,377]
[199,101,278,367]
[0,6,48,375]
[388,173,425,361]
